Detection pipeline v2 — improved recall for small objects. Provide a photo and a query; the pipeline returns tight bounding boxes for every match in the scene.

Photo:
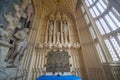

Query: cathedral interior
[0,0,120,80]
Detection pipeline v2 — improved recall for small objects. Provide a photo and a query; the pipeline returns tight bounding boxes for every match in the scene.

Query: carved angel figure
[0,24,8,40]
[4,12,16,34]
[4,12,21,37]
[4,12,14,24]
[14,3,27,19]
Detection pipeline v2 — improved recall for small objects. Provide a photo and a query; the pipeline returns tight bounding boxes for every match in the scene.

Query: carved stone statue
[63,20,68,43]
[4,11,21,37]
[48,20,54,35]
[48,20,54,43]
[14,3,21,19]
[0,24,8,40]
[5,28,29,67]
[20,0,28,12]
[13,15,22,29]
[4,12,13,24]
[63,20,68,33]
[14,3,27,21]
[24,4,33,28]
[4,12,14,32]
[0,23,13,47]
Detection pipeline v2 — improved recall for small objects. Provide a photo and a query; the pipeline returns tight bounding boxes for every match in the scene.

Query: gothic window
[84,0,120,62]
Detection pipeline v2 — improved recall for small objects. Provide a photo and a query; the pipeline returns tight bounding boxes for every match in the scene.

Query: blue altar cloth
[36,75,81,80]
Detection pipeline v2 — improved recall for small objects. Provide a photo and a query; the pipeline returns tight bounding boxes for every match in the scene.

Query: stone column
[64,32,68,43]
[48,34,52,43]
[56,32,60,43]
[45,21,49,43]
[53,20,56,44]
[61,20,63,44]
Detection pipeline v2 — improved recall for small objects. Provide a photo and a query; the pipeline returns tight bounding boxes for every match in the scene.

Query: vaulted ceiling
[32,0,79,17]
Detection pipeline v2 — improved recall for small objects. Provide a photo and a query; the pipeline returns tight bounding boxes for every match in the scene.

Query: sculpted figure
[63,20,68,33]
[14,3,27,20]
[13,15,22,29]
[20,0,28,11]
[4,12,15,36]
[14,3,21,19]
[4,12,21,37]
[48,20,54,43]
[14,3,28,28]
[0,24,8,40]
[24,4,33,28]
[4,12,14,25]
[63,20,68,43]
[48,20,54,35]
[5,28,29,67]
[26,4,33,21]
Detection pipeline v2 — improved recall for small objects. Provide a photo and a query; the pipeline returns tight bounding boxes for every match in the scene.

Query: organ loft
[0,0,120,80]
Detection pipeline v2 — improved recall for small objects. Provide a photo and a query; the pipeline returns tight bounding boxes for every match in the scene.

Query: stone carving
[48,20,54,35]
[0,0,22,29]
[20,0,28,11]
[14,3,21,19]
[5,28,29,67]
[48,20,54,43]
[14,3,27,28]
[0,23,13,47]
[24,4,33,28]
[4,11,21,37]
[14,3,26,19]
[13,15,21,29]
[63,20,68,43]
[4,12,13,25]
[63,20,68,33]
[4,12,14,33]
[0,24,8,40]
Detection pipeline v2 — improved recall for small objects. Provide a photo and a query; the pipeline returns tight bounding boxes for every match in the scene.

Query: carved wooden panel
[46,50,70,72]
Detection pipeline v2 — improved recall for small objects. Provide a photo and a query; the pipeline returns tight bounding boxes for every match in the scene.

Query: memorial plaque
[46,50,70,72]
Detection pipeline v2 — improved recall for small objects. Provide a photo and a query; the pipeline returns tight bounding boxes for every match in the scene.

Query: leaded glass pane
[110,36,120,57]
[112,7,120,17]
[90,8,96,17]
[99,0,107,9]
[105,15,117,30]
[85,0,90,6]
[95,20,105,35]
[96,2,105,13]
[93,6,100,16]
[99,18,111,33]
[109,12,120,27]
[104,39,119,61]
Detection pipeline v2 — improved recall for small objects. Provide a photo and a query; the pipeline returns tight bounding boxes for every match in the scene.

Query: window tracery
[83,0,120,62]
